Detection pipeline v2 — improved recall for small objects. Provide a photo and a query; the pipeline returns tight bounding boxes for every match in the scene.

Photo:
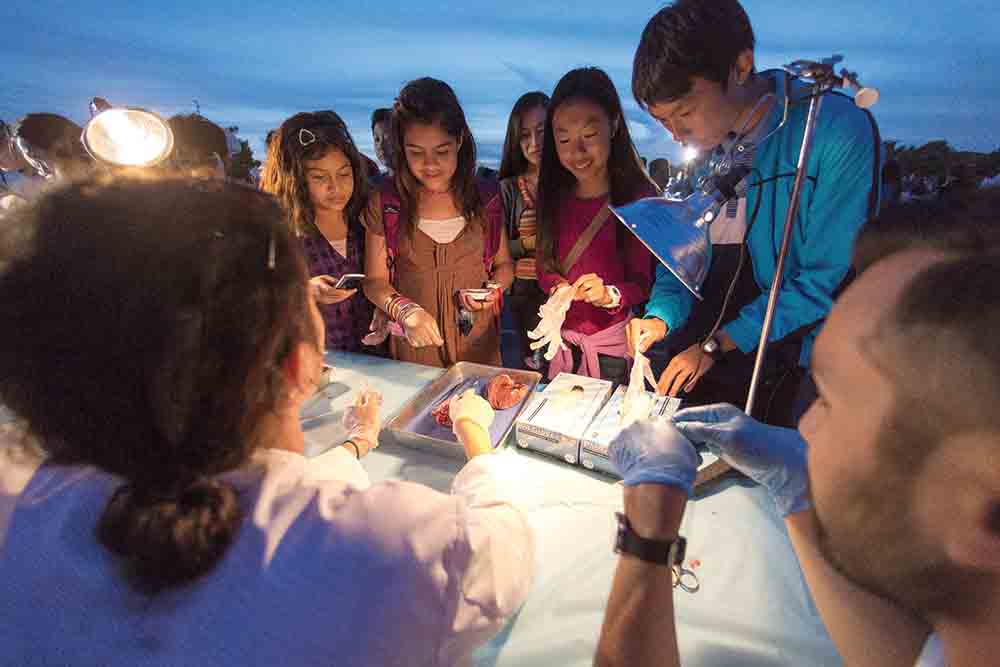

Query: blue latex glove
[672,404,810,517]
[609,419,701,495]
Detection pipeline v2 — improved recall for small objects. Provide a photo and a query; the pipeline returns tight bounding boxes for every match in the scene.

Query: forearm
[492,260,515,292]
[615,238,654,308]
[454,420,493,458]
[362,278,401,314]
[643,264,693,332]
[596,485,686,667]
[785,511,929,667]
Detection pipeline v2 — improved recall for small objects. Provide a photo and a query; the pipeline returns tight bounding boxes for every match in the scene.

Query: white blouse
[418,216,467,244]
[0,429,535,666]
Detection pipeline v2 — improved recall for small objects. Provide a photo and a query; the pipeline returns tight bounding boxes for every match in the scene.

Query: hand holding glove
[610,419,701,495]
[672,404,810,516]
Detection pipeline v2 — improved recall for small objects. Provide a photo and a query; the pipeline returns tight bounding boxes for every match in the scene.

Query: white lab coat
[0,431,535,666]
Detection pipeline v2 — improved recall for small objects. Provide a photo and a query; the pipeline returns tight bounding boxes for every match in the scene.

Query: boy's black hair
[632,0,755,108]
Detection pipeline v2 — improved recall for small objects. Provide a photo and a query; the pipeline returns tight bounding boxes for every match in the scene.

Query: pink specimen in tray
[431,400,452,427]
[486,374,529,410]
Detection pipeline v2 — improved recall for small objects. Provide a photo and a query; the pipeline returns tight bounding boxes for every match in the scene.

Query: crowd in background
[2,1,1000,666]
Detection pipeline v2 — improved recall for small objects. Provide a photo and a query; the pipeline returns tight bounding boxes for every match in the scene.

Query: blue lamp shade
[610,191,721,300]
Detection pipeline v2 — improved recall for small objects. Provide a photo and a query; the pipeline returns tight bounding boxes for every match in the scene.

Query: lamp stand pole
[695,89,826,489]
[743,93,825,416]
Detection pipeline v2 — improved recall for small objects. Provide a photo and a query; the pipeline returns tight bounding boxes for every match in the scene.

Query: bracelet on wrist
[343,440,361,459]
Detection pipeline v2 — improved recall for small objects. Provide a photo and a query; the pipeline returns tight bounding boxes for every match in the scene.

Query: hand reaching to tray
[450,389,495,459]
[343,389,383,455]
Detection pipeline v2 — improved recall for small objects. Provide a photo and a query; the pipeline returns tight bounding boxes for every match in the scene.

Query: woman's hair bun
[97,478,241,595]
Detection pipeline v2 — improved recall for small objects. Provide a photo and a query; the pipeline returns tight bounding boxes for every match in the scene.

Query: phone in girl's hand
[334,274,366,290]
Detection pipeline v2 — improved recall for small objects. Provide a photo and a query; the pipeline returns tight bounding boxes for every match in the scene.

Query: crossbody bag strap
[558,204,611,277]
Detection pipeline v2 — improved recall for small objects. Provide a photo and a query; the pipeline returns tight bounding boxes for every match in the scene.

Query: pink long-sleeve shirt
[0,431,535,667]
[537,191,655,336]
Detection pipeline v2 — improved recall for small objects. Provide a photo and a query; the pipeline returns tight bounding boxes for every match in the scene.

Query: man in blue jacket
[626,0,881,423]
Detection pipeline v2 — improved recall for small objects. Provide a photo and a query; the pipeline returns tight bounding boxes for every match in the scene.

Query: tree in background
[228,139,259,183]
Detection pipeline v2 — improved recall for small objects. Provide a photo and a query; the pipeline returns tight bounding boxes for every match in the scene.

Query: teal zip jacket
[643,69,881,367]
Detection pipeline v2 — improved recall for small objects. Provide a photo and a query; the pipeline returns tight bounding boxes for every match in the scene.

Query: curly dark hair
[390,78,482,237]
[261,110,371,237]
[632,0,756,108]
[0,175,317,594]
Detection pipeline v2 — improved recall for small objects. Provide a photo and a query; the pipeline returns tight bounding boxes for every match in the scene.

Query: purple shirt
[301,219,373,353]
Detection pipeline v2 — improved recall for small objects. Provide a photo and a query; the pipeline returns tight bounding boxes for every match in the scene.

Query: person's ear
[733,49,756,86]
[939,434,1000,574]
[281,340,320,400]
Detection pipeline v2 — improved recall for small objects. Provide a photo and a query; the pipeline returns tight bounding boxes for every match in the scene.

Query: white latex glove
[621,333,658,426]
[343,389,383,454]
[449,389,495,435]
[527,284,575,361]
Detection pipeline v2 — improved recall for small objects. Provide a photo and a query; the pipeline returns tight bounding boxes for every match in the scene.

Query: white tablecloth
[306,352,841,667]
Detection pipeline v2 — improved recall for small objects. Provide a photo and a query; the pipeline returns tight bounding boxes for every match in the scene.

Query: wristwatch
[614,512,687,566]
[602,284,622,309]
[701,335,724,362]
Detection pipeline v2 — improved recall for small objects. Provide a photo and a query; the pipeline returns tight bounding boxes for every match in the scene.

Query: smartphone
[334,273,366,290]
[461,288,496,301]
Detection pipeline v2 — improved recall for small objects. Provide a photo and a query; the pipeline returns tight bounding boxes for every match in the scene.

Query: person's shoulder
[477,175,500,200]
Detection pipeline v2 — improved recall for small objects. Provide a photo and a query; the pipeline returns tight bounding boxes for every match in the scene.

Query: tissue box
[515,373,614,464]
[580,386,682,477]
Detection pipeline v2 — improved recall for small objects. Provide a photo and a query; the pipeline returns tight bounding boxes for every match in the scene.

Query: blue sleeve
[724,104,878,353]
[643,262,694,332]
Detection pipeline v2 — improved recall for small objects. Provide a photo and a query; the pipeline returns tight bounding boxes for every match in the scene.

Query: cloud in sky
[2,0,997,166]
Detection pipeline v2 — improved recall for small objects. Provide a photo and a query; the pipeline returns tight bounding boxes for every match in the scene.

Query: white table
[306,352,841,667]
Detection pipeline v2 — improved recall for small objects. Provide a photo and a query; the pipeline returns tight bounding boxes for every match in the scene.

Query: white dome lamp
[81,97,174,169]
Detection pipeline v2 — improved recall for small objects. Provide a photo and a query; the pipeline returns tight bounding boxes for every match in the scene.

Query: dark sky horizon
[3,1,997,165]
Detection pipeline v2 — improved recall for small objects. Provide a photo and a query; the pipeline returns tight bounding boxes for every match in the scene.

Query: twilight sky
[3,1,997,165]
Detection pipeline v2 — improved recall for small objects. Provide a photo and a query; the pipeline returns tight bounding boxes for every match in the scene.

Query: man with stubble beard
[596,191,1000,667]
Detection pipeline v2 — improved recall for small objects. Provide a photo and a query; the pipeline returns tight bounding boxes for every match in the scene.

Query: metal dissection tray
[383,362,542,460]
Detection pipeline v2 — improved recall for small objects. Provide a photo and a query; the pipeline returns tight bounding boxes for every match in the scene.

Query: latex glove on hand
[672,404,810,516]
[449,389,495,435]
[400,307,445,348]
[527,283,575,361]
[343,389,384,456]
[621,334,658,426]
[610,419,701,495]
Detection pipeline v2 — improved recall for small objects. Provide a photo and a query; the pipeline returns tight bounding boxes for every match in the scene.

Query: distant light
[683,147,699,163]
[82,108,174,168]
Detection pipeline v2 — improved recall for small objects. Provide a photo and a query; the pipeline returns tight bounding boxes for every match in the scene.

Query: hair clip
[298,128,317,147]
[267,232,276,269]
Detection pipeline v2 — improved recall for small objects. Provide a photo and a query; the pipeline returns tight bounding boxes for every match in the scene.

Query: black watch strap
[614,513,687,566]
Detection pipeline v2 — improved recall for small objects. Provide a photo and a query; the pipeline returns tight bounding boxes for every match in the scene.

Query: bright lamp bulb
[82,108,173,168]
[682,147,699,163]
